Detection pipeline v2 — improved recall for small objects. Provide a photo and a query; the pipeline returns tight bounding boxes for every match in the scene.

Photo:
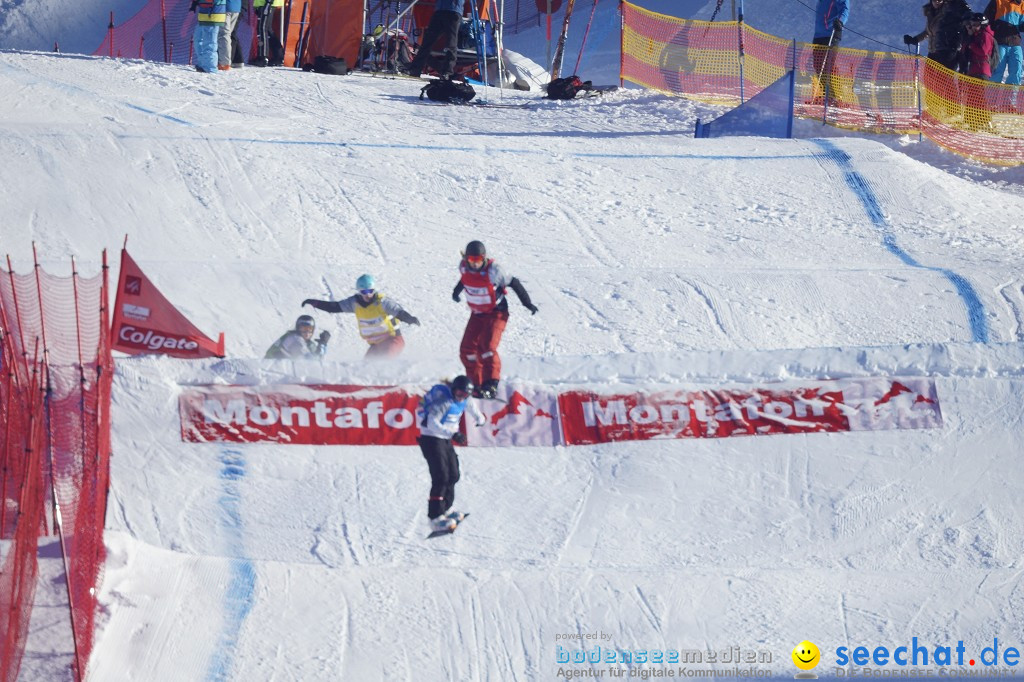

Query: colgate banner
[558,378,942,446]
[181,384,422,445]
[111,249,225,358]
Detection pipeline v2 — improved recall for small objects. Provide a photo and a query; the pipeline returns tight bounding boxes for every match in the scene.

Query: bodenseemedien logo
[792,640,821,679]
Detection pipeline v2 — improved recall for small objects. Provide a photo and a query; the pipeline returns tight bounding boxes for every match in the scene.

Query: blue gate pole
[737,0,745,103]
[915,43,923,142]
[788,39,796,138]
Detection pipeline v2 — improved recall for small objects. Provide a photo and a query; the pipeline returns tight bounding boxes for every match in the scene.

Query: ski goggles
[465,255,485,266]
[359,288,375,296]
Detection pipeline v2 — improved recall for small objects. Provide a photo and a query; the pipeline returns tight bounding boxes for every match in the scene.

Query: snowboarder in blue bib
[417,375,485,532]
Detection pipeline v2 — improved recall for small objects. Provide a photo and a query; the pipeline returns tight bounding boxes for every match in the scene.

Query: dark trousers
[230,16,244,66]
[927,49,961,72]
[254,5,284,64]
[419,435,460,519]
[812,35,842,102]
[408,9,461,77]
[460,309,508,386]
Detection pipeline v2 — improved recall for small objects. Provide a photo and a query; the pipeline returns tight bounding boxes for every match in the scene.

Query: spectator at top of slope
[404,0,465,79]
[984,0,1024,83]
[905,0,973,71]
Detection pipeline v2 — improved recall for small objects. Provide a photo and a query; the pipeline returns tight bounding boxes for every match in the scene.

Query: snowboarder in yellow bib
[302,274,420,360]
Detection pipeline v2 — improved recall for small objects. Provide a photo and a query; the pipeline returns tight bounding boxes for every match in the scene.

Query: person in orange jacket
[451,240,537,399]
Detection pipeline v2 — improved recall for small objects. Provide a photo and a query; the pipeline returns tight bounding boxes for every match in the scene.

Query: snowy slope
[2,2,1024,681]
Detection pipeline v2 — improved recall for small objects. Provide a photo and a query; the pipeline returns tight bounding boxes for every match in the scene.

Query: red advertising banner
[110,249,225,358]
[178,379,942,447]
[180,384,423,445]
[557,378,942,446]
[466,385,561,447]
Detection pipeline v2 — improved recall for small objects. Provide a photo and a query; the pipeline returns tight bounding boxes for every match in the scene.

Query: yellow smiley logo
[792,640,821,671]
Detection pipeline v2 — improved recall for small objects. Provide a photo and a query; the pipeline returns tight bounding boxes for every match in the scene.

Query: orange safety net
[621,1,1024,166]
[0,256,112,682]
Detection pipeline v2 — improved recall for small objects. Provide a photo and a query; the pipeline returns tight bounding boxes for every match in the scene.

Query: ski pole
[571,0,598,77]
[816,28,835,123]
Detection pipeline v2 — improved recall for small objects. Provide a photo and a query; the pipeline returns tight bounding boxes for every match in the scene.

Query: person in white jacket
[416,375,485,532]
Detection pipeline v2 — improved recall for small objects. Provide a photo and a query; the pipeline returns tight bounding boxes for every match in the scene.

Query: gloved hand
[302,298,314,308]
[452,286,461,303]
[452,432,467,446]
[903,34,918,45]
[319,331,331,344]
[475,416,486,428]
[189,0,198,11]
[407,316,421,326]
[832,19,843,32]
[525,303,538,315]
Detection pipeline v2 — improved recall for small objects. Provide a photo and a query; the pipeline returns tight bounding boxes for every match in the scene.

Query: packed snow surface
[3,0,1024,679]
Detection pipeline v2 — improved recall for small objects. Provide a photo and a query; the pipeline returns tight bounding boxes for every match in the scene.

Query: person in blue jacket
[405,0,465,78]
[812,0,850,103]
[190,0,227,73]
[416,375,485,532]
[218,0,243,70]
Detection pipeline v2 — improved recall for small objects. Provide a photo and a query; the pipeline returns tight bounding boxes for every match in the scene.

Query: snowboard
[426,512,470,539]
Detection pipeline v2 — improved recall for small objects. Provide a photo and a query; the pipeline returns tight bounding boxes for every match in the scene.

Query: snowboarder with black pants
[417,375,484,532]
[406,0,464,78]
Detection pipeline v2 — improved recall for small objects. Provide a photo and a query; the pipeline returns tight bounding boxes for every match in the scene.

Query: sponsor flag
[110,249,225,358]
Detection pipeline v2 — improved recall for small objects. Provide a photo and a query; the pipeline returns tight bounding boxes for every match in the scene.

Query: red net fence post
[0,249,111,682]
[619,0,1024,166]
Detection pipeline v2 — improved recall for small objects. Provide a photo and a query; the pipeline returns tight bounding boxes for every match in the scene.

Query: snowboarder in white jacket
[416,375,485,532]
[265,314,329,359]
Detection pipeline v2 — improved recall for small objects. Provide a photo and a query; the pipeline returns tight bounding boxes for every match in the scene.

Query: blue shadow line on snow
[0,61,197,127]
[123,103,195,127]
[183,135,816,161]
[205,448,257,682]
[811,138,989,343]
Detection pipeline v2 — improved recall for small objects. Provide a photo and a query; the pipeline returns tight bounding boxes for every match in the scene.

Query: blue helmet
[355,274,376,292]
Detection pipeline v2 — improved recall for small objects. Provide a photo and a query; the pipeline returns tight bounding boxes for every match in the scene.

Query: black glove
[903,34,918,45]
[832,19,843,31]
[319,331,331,344]
[452,432,467,445]
[302,298,314,307]
[189,0,198,11]
[525,303,538,315]
[407,316,421,326]
[452,286,461,303]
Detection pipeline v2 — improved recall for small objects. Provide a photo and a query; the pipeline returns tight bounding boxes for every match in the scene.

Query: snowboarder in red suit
[452,240,537,399]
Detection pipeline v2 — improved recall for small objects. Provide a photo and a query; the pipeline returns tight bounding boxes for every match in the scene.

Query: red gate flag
[110,249,225,358]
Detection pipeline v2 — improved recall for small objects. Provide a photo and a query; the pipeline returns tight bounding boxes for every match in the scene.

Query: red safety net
[94,0,256,65]
[0,332,46,682]
[621,1,1024,166]
[0,253,112,682]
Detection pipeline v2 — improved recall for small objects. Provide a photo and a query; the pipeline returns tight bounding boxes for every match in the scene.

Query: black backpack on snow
[420,77,476,103]
[302,55,349,75]
[546,75,592,100]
